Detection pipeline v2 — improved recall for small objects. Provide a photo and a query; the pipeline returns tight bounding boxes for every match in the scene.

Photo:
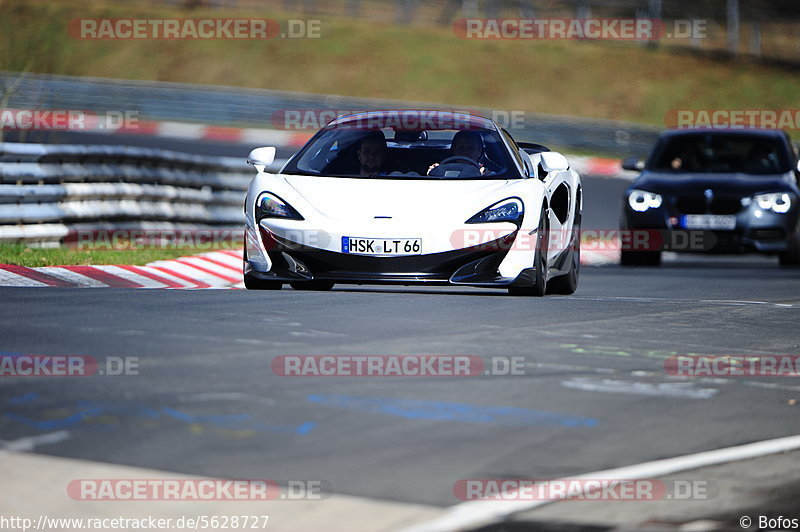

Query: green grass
[2,0,800,126]
[0,243,224,268]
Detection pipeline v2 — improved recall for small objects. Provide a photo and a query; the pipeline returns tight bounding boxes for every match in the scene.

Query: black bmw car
[620,129,800,266]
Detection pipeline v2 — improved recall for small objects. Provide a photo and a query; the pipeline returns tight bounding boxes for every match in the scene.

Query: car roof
[325,110,498,131]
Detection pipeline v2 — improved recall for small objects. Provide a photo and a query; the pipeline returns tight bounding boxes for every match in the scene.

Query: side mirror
[622,157,645,172]
[247,147,277,172]
[539,152,570,175]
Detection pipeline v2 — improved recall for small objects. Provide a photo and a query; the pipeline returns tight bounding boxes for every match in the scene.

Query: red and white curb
[109,120,313,148]
[0,250,245,289]
[0,248,616,289]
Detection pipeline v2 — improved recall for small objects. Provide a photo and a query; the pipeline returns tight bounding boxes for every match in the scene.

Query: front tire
[243,273,283,290]
[548,211,581,295]
[243,251,283,290]
[508,207,548,297]
[779,232,800,267]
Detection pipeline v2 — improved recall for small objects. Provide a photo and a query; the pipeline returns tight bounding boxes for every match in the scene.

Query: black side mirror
[621,157,645,172]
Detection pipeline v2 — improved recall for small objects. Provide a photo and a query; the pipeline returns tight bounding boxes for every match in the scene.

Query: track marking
[571,295,800,309]
[561,377,718,399]
[400,433,800,532]
[0,431,70,453]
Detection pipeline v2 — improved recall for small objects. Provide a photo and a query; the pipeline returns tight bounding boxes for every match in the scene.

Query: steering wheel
[427,156,482,177]
[438,156,481,168]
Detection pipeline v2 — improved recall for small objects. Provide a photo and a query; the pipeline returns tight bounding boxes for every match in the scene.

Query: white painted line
[1,431,70,453]
[0,269,48,287]
[400,433,800,532]
[560,377,718,399]
[39,267,109,287]
[571,295,800,309]
[93,265,169,288]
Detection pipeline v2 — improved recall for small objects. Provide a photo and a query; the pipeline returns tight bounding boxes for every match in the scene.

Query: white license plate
[342,237,422,255]
[681,215,736,230]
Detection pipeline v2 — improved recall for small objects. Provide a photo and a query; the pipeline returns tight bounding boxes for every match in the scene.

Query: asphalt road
[2,259,799,510]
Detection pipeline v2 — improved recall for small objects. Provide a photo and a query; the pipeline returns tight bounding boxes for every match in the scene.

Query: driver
[356,131,389,177]
[428,130,492,175]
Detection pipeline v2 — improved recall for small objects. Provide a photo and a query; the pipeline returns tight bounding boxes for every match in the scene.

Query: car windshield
[282,126,521,180]
[649,133,792,175]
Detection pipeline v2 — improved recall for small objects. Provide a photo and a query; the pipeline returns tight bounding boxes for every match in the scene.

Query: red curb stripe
[203,126,244,142]
[150,266,211,289]
[174,259,239,284]
[289,132,312,146]
[117,265,186,289]
[61,266,144,288]
[219,249,244,258]
[0,264,73,287]
[194,255,241,273]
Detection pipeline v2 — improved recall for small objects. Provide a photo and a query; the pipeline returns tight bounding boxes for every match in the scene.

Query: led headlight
[628,189,663,212]
[754,192,792,214]
[466,198,524,224]
[256,192,304,221]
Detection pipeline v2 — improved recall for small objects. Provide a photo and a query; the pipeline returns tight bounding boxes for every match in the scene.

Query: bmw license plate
[342,237,422,255]
[680,215,736,230]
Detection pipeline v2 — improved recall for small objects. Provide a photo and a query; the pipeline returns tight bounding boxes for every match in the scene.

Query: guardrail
[1,72,661,156]
[0,142,252,245]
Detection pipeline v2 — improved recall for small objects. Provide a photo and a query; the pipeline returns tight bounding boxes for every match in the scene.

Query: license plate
[342,237,422,255]
[681,215,736,230]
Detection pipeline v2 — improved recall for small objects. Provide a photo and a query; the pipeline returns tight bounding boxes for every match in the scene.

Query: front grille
[675,193,743,215]
[747,228,787,241]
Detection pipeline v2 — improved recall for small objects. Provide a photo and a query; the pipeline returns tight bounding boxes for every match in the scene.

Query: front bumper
[246,230,525,286]
[622,203,800,254]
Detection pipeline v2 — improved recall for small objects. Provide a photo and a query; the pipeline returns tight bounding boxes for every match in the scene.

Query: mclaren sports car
[243,110,582,296]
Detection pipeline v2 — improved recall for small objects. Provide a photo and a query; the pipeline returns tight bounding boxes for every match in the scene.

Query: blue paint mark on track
[4,401,316,435]
[306,394,597,427]
[8,392,38,405]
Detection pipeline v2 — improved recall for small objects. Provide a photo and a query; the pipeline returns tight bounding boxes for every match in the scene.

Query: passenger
[356,131,389,177]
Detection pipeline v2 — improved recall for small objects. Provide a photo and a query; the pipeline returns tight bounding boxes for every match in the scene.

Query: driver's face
[452,139,481,161]
[357,139,387,174]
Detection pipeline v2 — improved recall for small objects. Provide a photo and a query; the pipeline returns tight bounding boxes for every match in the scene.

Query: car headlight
[256,192,304,221]
[754,192,792,214]
[466,198,524,224]
[628,189,663,212]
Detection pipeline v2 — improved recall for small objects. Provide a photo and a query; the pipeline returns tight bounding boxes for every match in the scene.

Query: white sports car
[244,110,582,296]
